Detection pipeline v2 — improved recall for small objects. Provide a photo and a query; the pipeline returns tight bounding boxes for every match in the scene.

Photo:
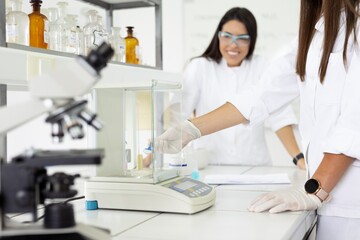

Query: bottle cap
[30,0,43,3]
[126,26,134,34]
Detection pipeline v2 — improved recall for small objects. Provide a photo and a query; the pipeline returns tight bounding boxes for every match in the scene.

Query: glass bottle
[6,0,29,45]
[95,15,108,45]
[66,15,84,55]
[109,27,126,62]
[47,8,59,23]
[47,7,59,51]
[125,26,139,64]
[83,10,101,55]
[29,0,49,49]
[51,2,69,52]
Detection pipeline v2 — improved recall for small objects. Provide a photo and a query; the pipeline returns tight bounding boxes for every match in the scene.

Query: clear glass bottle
[109,27,126,62]
[47,8,59,23]
[51,2,69,52]
[66,15,84,55]
[6,0,29,45]
[47,7,59,51]
[125,26,139,64]
[95,15,108,45]
[83,10,101,55]
[29,0,49,49]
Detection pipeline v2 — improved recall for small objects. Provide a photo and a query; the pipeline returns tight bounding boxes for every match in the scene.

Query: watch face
[305,178,319,194]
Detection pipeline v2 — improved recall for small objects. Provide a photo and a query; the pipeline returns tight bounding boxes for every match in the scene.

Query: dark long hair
[296,0,359,82]
[200,7,257,63]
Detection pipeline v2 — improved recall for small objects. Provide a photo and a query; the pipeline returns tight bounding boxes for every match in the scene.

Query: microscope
[0,43,114,239]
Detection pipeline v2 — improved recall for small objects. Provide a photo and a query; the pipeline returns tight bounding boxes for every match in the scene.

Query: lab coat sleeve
[168,58,203,123]
[266,105,298,132]
[323,50,360,161]
[179,58,204,120]
[254,55,298,132]
[228,39,300,127]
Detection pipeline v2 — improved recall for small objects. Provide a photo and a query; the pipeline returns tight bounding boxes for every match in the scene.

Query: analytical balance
[84,80,216,214]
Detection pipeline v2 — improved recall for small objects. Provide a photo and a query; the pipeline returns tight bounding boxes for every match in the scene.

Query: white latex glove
[248,189,323,213]
[154,120,201,154]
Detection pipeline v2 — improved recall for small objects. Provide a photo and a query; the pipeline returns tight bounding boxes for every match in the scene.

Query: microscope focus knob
[16,190,34,207]
[44,203,75,229]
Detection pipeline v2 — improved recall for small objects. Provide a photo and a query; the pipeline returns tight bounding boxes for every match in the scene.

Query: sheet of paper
[203,173,291,185]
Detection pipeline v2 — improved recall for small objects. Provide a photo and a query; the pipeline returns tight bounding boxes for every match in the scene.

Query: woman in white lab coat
[180,7,305,168]
[156,0,360,238]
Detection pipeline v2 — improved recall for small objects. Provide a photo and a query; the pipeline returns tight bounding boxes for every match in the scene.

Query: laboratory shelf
[98,64,181,89]
[0,47,28,89]
[0,46,181,90]
[78,0,161,9]
[6,43,81,59]
[1,0,163,68]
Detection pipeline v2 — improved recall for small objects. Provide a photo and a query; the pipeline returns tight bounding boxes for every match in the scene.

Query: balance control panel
[162,177,213,198]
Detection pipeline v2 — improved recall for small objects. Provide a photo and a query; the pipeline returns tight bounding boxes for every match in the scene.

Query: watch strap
[293,152,304,166]
[315,187,331,202]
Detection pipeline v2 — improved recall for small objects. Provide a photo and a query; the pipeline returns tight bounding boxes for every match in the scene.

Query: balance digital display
[171,181,197,191]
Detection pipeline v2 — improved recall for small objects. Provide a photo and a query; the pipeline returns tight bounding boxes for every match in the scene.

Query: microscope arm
[0,43,114,139]
[0,99,52,135]
[0,56,97,136]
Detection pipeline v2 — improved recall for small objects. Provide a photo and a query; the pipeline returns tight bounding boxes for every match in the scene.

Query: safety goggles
[218,31,251,46]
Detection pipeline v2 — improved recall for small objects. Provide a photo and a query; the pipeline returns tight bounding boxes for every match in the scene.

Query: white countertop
[8,166,315,240]
[83,166,314,240]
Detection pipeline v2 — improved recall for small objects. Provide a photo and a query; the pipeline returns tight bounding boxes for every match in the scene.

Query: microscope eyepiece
[85,42,114,73]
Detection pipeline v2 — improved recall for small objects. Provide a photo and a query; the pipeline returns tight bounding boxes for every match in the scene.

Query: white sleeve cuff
[227,89,269,128]
[323,127,360,165]
[266,105,298,132]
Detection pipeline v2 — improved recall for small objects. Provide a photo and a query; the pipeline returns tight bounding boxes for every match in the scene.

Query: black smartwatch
[304,178,330,202]
[293,152,304,166]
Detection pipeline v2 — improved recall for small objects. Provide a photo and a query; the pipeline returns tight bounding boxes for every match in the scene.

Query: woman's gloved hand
[154,120,201,154]
[248,188,323,213]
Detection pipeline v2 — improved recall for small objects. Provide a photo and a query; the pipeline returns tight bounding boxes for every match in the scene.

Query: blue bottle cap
[86,200,98,210]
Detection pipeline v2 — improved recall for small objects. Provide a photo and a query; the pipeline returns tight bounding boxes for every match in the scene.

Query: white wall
[162,0,184,73]
[182,0,300,60]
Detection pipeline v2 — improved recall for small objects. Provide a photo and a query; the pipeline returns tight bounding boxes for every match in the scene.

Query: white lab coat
[229,12,360,218]
[180,56,297,165]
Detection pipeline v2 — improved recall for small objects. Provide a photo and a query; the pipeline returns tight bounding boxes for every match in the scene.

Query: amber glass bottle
[125,26,139,64]
[29,0,48,49]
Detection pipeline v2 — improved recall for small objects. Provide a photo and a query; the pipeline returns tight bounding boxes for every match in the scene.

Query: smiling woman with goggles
[218,31,251,46]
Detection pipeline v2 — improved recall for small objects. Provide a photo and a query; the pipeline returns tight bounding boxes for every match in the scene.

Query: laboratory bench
[76,165,315,240]
[9,166,316,240]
